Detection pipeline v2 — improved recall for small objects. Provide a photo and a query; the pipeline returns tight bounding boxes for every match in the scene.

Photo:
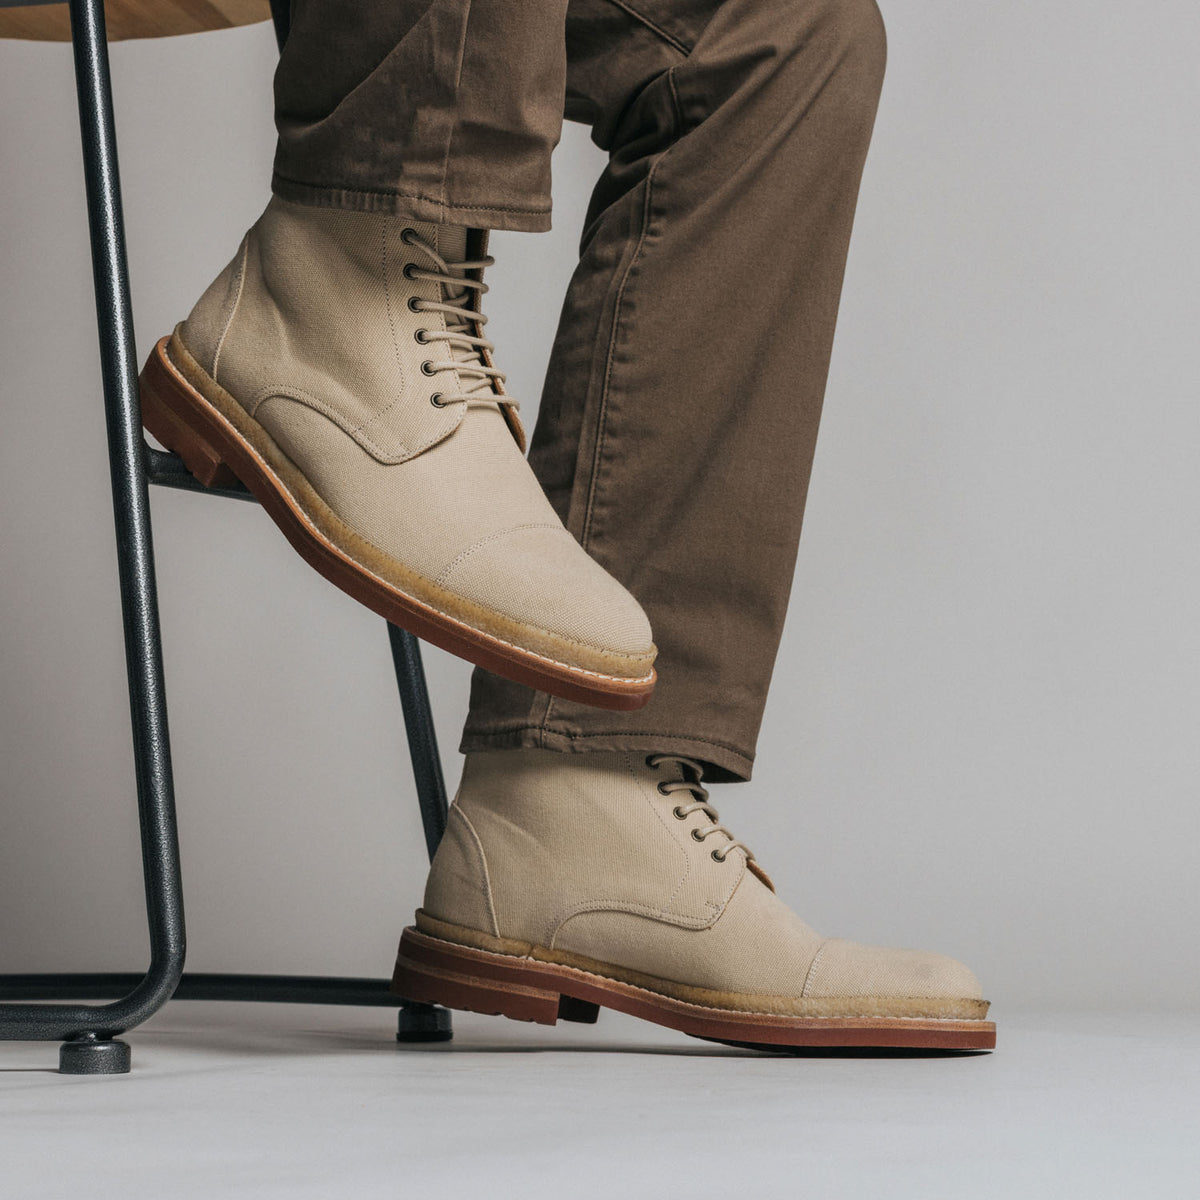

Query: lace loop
[645,753,756,864]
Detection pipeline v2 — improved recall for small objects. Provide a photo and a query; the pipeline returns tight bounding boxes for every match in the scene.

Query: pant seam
[579,125,667,554]
[438,2,474,221]
[537,167,656,736]
[271,173,552,218]
[465,725,751,760]
[540,66,683,739]
[602,0,693,56]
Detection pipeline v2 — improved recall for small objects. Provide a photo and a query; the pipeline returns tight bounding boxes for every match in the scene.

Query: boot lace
[646,754,756,865]
[401,227,514,412]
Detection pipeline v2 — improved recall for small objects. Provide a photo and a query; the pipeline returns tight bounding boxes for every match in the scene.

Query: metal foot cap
[396,1002,452,1043]
[59,1035,132,1075]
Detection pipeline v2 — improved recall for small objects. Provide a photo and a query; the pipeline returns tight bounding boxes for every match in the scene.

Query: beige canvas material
[420,750,988,1019]
[159,332,649,682]
[174,198,655,673]
[184,198,513,465]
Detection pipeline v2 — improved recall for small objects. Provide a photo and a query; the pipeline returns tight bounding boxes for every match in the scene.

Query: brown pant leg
[272,0,568,231]
[462,0,888,780]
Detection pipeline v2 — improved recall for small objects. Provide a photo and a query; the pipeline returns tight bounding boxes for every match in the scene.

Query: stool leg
[1,0,186,1073]
[386,624,453,1043]
[387,624,449,861]
[56,0,186,1072]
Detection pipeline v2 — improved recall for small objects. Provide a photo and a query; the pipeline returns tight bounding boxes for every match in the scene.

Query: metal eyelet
[430,393,446,408]
[711,849,726,863]
[672,806,688,820]
[644,754,660,768]
[407,296,422,312]
[691,828,706,843]
[414,329,429,343]
[403,263,419,279]
[656,782,671,796]
[420,360,436,376]
[400,227,417,243]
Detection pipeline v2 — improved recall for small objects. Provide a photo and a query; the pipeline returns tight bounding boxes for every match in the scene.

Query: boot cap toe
[804,937,984,1002]
[436,523,655,660]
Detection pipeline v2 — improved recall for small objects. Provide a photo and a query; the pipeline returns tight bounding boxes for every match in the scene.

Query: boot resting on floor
[393,750,994,1051]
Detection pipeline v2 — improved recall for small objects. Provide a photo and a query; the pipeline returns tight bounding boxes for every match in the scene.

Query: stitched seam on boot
[211,235,249,386]
[621,751,689,918]
[547,863,747,936]
[453,806,501,939]
[543,753,696,948]
[364,215,409,447]
[250,385,466,465]
[550,902,716,951]
[434,523,563,588]
[630,750,693,920]
[801,939,832,998]
[341,223,464,459]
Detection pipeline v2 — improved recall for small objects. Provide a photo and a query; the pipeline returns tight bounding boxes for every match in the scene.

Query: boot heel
[391,954,564,1026]
[139,339,240,489]
[391,929,572,1027]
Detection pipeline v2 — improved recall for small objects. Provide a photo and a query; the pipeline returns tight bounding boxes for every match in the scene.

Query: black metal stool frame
[0,0,452,1074]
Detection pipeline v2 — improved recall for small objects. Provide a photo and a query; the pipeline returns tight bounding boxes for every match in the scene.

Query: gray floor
[2,1005,1197,1199]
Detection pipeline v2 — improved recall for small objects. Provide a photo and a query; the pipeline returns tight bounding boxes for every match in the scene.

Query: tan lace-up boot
[394,750,994,1051]
[138,198,655,708]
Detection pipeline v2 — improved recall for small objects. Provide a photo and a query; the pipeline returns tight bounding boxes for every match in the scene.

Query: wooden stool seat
[0,0,269,41]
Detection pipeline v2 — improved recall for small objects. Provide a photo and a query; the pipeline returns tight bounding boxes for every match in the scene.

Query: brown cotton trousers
[271,0,887,781]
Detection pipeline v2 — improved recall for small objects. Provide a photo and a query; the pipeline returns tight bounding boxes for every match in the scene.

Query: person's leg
[408,0,994,1051]
[462,0,888,780]
[140,0,657,710]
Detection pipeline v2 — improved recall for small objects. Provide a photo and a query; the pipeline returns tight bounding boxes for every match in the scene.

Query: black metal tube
[387,625,450,861]
[0,0,186,1042]
[1,973,402,1008]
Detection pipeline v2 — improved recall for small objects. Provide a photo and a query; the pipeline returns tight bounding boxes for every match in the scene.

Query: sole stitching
[401,938,990,1025]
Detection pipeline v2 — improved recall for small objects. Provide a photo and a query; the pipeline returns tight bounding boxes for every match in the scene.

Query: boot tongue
[434,224,467,266]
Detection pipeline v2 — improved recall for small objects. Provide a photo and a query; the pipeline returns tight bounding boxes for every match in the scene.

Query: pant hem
[458,726,754,783]
[271,173,553,233]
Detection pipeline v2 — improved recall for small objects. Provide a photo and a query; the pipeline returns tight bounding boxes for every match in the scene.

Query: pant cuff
[457,725,755,783]
[271,174,553,233]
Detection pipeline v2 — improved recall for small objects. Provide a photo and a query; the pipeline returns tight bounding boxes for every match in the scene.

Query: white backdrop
[2,3,1197,1009]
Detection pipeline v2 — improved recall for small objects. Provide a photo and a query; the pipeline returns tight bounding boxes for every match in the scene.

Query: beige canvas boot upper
[152,197,655,704]
[418,749,988,1020]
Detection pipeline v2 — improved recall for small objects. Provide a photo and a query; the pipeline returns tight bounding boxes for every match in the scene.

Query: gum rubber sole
[390,927,997,1052]
[138,335,656,711]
